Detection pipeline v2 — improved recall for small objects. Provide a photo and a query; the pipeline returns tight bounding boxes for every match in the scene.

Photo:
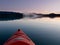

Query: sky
[0,0,60,14]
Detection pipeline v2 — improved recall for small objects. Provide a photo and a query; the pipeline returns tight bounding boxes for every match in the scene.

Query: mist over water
[0,17,60,45]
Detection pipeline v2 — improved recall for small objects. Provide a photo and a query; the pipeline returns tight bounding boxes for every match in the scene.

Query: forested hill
[0,11,23,18]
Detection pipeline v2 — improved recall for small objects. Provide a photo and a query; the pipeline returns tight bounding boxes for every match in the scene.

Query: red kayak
[3,29,35,45]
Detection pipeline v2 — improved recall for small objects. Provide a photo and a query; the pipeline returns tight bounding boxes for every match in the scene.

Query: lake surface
[0,17,60,45]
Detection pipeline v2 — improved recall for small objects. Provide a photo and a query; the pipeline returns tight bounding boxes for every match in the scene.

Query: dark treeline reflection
[0,11,60,21]
[43,13,60,18]
[0,11,23,21]
[24,13,60,19]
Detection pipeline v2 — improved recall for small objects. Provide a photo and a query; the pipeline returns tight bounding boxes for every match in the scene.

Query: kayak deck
[3,29,35,45]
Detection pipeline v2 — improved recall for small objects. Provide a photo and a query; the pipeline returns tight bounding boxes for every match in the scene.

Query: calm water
[0,17,60,45]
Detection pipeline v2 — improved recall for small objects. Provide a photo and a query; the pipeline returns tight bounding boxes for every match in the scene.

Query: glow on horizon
[0,0,60,14]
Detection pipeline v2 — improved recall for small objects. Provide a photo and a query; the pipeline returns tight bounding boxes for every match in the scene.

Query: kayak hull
[3,29,35,45]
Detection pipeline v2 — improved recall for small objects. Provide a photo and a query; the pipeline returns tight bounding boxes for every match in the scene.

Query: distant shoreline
[0,11,23,21]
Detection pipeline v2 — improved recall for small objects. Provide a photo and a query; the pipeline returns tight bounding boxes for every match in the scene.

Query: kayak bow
[3,29,35,45]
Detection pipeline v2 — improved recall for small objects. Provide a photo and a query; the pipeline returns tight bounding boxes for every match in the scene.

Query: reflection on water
[0,15,23,21]
[0,17,60,45]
